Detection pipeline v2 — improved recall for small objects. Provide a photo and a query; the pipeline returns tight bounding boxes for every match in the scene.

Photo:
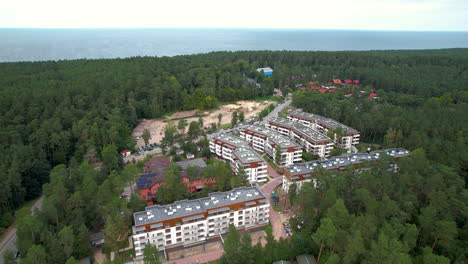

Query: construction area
[132,100,274,148]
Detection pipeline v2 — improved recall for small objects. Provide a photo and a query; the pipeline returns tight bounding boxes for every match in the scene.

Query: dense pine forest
[0,49,467,263]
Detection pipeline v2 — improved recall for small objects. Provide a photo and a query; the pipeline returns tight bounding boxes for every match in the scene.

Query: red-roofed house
[309,81,315,85]
[353,80,360,84]
[138,157,215,204]
[344,79,353,84]
[328,88,335,92]
[311,86,319,90]
[318,88,327,93]
[368,93,378,100]
[120,150,131,157]
[301,87,307,91]
[332,79,342,84]
[284,84,289,88]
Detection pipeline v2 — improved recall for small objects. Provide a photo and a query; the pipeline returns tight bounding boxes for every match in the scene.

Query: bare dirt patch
[132,100,274,148]
[167,241,223,260]
[249,231,267,247]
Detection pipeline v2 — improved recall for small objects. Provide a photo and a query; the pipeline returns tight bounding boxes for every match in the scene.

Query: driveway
[260,175,287,241]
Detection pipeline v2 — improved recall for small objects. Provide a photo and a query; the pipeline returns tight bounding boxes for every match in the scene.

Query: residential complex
[209,134,268,183]
[240,125,302,166]
[282,148,411,193]
[266,117,333,158]
[287,110,360,149]
[132,186,269,257]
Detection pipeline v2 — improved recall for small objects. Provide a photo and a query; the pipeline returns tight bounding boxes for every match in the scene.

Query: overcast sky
[1,0,467,31]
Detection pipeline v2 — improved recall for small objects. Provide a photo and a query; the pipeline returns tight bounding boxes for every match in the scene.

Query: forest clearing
[132,100,274,147]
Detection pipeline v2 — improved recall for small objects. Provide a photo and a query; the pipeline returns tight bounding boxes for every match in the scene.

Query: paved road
[262,99,291,122]
[260,165,288,241]
[0,196,44,264]
[123,147,162,163]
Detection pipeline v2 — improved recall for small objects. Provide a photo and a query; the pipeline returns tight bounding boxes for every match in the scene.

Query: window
[165,229,170,233]
[166,234,171,239]
[176,232,181,237]
[177,238,182,242]
[176,227,181,231]
[167,240,172,245]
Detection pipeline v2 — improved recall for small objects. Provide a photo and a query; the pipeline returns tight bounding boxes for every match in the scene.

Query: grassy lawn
[219,123,233,129]
[271,202,281,212]
[117,248,136,262]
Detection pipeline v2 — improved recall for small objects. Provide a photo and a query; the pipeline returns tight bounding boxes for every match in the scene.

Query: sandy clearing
[132,100,274,148]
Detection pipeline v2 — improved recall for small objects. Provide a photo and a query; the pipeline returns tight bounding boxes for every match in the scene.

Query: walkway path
[260,165,288,240]
[127,249,223,264]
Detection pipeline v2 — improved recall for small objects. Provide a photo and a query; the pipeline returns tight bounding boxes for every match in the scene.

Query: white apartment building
[266,118,333,158]
[287,110,360,149]
[240,125,302,166]
[282,148,411,193]
[210,134,268,183]
[132,187,270,257]
[232,147,268,183]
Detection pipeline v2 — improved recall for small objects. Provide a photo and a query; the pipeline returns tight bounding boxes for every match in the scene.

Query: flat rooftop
[256,67,273,72]
[285,148,411,176]
[268,117,331,142]
[133,186,266,226]
[175,158,207,170]
[212,134,249,149]
[233,146,266,164]
[243,125,300,148]
[289,110,359,134]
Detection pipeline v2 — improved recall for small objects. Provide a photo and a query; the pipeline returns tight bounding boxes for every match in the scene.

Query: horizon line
[1,27,468,32]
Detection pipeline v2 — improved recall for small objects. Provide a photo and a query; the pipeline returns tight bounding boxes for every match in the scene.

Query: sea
[1,28,468,62]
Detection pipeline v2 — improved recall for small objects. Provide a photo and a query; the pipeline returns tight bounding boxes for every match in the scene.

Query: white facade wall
[287,115,360,150]
[240,129,300,167]
[267,122,331,158]
[282,176,317,193]
[233,160,268,183]
[210,138,268,183]
[133,204,269,257]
